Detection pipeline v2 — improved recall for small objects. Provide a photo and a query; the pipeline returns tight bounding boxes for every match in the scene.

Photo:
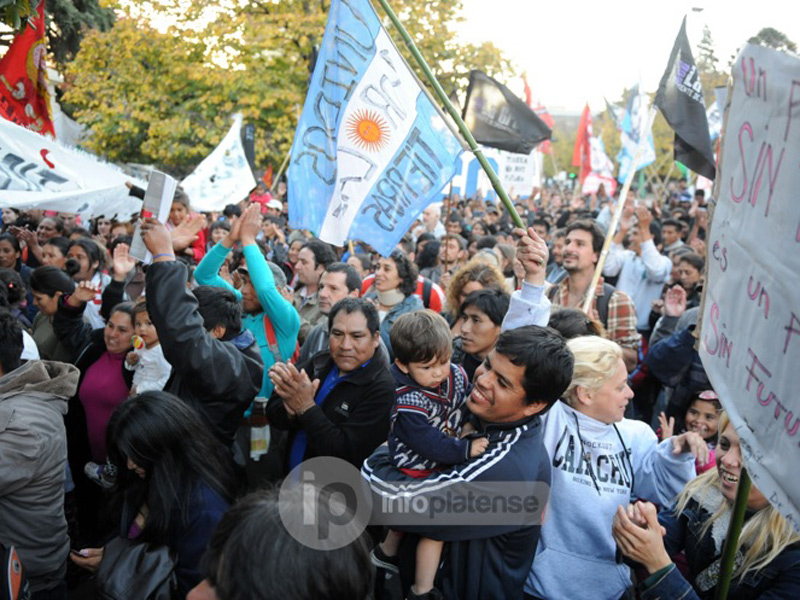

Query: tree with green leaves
[1,0,31,31]
[63,0,511,177]
[1,0,115,70]
[694,25,727,106]
[747,27,797,53]
[45,0,115,66]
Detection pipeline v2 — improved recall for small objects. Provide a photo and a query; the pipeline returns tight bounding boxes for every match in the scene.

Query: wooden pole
[271,146,292,193]
[374,0,525,230]
[581,107,656,314]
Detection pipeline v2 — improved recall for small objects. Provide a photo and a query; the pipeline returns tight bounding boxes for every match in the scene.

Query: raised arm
[193,215,242,297]
[238,205,300,341]
[502,227,551,331]
[53,281,102,357]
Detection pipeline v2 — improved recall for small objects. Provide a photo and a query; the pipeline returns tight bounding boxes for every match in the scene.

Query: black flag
[462,70,551,154]
[655,17,716,180]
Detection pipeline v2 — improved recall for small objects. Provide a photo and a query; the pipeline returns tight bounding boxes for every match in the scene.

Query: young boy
[372,309,488,600]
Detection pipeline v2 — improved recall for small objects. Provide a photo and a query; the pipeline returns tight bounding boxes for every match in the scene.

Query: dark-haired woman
[364,249,422,360]
[41,236,71,270]
[67,238,110,328]
[54,281,135,540]
[30,266,75,362]
[0,233,34,317]
[71,392,236,598]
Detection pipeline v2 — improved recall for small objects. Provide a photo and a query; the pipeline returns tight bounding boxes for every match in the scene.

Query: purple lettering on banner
[746,276,771,319]
[741,56,768,100]
[731,122,752,203]
[747,142,784,218]
[785,312,800,354]
[712,240,728,272]
[784,80,800,142]
[746,348,800,438]
[705,303,734,368]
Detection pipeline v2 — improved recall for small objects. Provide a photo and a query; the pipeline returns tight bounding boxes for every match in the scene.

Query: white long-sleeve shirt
[602,239,672,330]
[125,343,172,393]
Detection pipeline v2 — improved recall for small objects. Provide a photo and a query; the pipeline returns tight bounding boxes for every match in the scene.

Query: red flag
[521,74,554,154]
[572,104,592,185]
[521,73,533,106]
[0,0,55,137]
[263,164,273,188]
[532,103,554,154]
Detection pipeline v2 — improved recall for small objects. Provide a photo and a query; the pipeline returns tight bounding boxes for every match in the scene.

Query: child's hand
[126,352,140,366]
[460,422,476,438]
[469,437,489,458]
[658,412,674,439]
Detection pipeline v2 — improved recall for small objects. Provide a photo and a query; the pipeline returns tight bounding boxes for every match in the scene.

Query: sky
[459,0,800,114]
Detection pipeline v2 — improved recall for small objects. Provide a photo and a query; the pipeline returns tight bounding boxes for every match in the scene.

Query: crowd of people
[0,177,797,600]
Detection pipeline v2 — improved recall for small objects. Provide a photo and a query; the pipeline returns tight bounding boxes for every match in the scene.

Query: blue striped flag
[287,0,464,256]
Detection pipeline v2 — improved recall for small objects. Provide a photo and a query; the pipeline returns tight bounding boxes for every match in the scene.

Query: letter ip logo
[279,457,373,550]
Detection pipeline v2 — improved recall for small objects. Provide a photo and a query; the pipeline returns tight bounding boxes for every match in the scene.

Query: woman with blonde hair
[444,257,508,331]
[612,410,800,599]
[524,335,707,600]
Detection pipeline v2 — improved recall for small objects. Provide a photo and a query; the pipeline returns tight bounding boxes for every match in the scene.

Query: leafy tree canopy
[747,27,797,53]
[63,0,511,177]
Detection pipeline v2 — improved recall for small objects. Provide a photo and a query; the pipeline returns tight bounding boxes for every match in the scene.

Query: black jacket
[266,346,395,473]
[145,261,263,449]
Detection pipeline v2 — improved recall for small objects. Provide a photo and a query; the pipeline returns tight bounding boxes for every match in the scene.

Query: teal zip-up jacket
[195,242,300,398]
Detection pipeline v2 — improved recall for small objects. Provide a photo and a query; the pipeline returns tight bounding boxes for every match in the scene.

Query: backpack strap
[262,317,283,365]
[595,283,616,328]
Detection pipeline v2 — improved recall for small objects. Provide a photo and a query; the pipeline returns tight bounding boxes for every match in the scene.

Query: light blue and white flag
[288,0,464,256]
[616,84,656,183]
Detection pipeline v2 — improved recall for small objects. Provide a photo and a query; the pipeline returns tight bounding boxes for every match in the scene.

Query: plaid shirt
[550,277,640,349]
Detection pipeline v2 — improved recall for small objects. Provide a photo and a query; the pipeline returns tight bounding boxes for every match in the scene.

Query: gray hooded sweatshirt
[0,360,79,592]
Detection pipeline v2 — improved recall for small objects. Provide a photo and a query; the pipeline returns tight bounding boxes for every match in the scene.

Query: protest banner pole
[271,147,292,193]
[714,468,752,600]
[582,107,656,314]
[374,0,525,230]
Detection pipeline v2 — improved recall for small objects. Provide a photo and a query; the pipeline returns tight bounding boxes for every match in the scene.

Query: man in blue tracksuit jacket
[363,325,574,600]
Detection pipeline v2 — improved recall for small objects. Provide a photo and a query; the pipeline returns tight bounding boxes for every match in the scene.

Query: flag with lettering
[655,17,716,180]
[0,0,55,137]
[287,0,464,256]
[463,70,551,155]
[616,84,656,183]
[0,118,145,219]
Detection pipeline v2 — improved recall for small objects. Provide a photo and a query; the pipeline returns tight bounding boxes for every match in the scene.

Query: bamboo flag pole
[581,107,657,314]
[714,468,752,600]
[270,146,292,193]
[374,0,525,230]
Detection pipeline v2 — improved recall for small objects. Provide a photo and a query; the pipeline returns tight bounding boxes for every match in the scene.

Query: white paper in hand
[130,172,177,263]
